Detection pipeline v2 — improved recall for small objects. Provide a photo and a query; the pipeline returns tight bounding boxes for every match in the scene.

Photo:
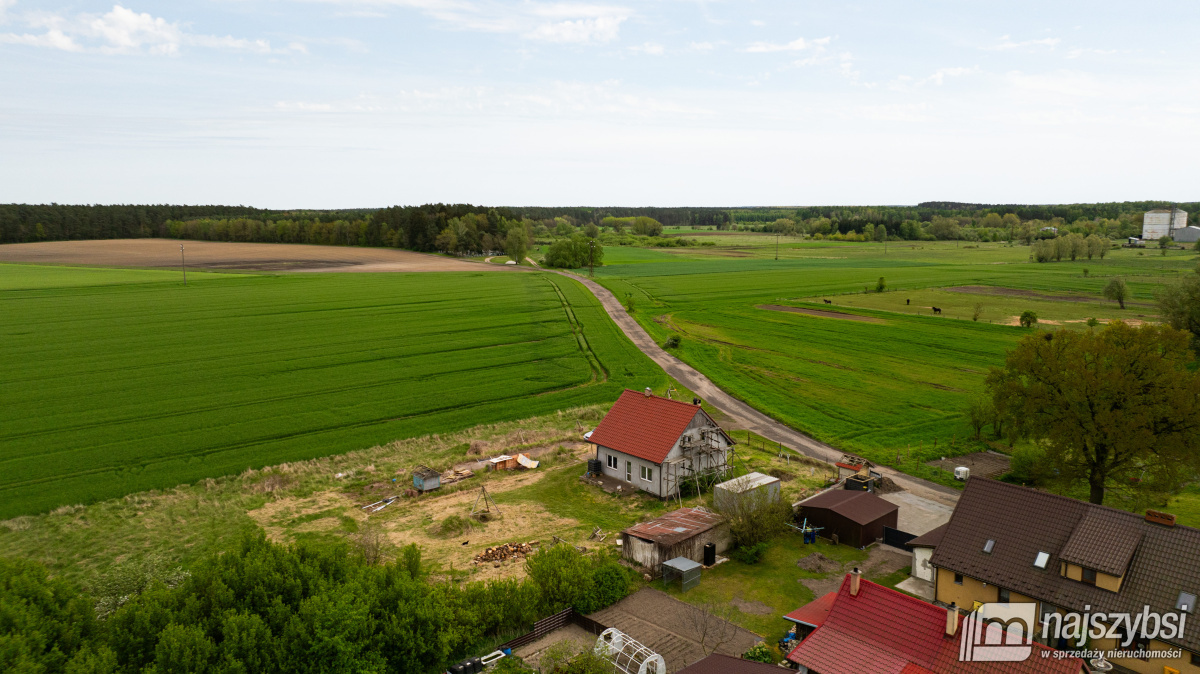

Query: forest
[2,201,1195,251]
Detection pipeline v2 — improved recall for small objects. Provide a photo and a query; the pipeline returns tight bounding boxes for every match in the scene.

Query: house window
[954,573,964,586]
[607,454,618,469]
[1081,568,1097,586]
[626,461,632,482]
[998,588,1010,603]
[640,466,653,482]
[1191,652,1200,666]
[1177,591,1196,613]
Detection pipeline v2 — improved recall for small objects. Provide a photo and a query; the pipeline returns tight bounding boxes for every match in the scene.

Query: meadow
[592,238,1198,470]
[0,264,664,518]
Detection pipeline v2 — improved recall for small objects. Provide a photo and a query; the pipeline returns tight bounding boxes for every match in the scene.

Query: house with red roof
[587,388,735,499]
[785,571,1085,674]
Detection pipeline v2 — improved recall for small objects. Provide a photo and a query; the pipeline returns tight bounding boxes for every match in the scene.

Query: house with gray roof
[928,477,1200,674]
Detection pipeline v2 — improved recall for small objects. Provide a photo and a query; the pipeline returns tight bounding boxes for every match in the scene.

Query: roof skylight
[1177,592,1196,613]
[983,539,995,554]
[1033,552,1050,569]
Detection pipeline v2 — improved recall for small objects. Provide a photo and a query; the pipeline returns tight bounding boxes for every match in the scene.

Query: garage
[796,489,899,548]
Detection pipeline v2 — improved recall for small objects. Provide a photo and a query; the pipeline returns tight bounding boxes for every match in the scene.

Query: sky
[1,1,1197,208]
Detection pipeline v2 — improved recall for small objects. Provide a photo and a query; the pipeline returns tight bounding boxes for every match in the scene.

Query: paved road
[553,270,961,507]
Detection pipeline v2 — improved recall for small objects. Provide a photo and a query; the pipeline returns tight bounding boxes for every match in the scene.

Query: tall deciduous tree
[986,322,1200,504]
[1104,277,1129,309]
[504,227,528,265]
[1157,264,1200,346]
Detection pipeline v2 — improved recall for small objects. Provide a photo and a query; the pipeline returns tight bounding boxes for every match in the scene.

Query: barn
[796,489,898,548]
[620,507,731,570]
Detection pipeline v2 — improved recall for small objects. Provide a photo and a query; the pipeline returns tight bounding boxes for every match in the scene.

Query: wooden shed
[796,490,898,549]
[412,465,441,492]
[620,508,730,570]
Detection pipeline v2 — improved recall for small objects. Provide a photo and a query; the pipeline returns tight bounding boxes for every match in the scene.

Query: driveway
[552,270,961,509]
[878,491,954,536]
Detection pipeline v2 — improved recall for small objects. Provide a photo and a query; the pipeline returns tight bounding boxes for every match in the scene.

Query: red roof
[589,389,723,464]
[786,575,1084,674]
[783,591,836,628]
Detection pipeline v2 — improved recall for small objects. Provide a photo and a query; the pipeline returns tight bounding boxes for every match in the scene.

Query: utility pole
[180,244,187,286]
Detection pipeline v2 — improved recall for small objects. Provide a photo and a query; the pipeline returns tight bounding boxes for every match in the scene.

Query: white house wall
[912,547,934,582]
[590,408,732,499]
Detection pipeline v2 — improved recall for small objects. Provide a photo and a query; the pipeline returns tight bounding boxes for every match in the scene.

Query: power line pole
[180,244,187,286]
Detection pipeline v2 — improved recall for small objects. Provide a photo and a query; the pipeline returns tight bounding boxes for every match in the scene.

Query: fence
[882,526,917,552]
[498,608,608,652]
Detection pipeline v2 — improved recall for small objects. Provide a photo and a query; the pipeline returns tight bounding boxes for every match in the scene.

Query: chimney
[946,603,958,637]
[1145,509,1177,527]
[644,387,652,397]
[849,567,861,597]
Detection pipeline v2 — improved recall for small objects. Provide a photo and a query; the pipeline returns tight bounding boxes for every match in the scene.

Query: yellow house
[929,478,1200,674]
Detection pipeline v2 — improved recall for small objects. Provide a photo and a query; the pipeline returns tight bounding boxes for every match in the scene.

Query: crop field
[593,238,1197,470]
[0,264,663,518]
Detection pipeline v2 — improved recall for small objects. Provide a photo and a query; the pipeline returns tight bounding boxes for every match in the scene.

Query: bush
[875,277,887,292]
[731,542,769,564]
[662,335,681,349]
[1019,310,1038,328]
[743,642,774,663]
[1008,444,1049,485]
[720,486,792,549]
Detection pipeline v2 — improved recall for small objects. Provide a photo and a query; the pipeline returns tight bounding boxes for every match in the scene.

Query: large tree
[986,321,1200,504]
[1157,264,1200,346]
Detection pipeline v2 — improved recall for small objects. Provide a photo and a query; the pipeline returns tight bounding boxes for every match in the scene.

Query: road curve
[552,270,961,507]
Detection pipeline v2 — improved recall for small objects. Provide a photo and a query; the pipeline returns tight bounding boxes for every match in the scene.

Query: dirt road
[553,270,961,508]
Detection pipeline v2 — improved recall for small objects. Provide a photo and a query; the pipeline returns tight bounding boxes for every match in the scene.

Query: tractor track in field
[551,270,962,508]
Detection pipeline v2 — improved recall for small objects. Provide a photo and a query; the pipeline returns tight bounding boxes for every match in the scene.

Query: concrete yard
[878,491,954,536]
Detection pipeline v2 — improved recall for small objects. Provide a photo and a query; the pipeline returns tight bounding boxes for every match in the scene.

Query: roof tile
[588,389,724,464]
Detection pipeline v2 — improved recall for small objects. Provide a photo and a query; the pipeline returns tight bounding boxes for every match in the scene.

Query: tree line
[0,532,632,674]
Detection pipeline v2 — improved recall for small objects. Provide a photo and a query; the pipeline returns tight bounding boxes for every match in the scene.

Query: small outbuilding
[796,489,898,548]
[906,522,947,582]
[713,472,780,513]
[620,507,730,570]
[412,465,441,493]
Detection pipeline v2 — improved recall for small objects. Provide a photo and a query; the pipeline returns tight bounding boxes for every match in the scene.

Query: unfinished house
[587,388,735,500]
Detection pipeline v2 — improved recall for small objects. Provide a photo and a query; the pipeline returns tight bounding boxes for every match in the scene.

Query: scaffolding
[664,426,733,505]
[594,628,666,674]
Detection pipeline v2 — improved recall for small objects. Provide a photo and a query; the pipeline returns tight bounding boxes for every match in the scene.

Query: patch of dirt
[797,546,911,596]
[1002,316,1152,327]
[0,239,509,273]
[926,452,1011,479]
[874,476,905,494]
[757,304,884,323]
[796,552,841,574]
[729,596,775,615]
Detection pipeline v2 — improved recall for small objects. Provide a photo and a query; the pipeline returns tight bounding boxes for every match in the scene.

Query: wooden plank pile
[473,541,539,566]
[440,468,475,486]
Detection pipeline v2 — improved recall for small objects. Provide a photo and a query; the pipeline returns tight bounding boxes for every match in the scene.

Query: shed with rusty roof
[797,489,899,548]
[620,507,730,569]
[588,388,735,499]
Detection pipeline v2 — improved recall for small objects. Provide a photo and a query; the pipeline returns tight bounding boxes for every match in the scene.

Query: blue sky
[1,1,1197,208]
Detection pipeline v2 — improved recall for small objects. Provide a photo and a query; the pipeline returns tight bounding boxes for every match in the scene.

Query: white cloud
[745,35,829,53]
[3,4,300,55]
[0,0,16,21]
[629,41,663,55]
[1066,47,1118,59]
[688,41,713,51]
[749,19,765,27]
[983,35,1060,51]
[524,14,624,43]
[924,66,977,85]
[0,28,81,51]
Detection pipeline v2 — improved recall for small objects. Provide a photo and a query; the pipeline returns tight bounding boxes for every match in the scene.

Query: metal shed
[713,472,780,513]
[796,490,898,548]
[412,465,441,492]
[661,557,702,592]
[620,508,730,569]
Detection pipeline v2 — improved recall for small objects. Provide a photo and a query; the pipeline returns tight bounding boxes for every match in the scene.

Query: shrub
[731,542,769,564]
[721,486,792,550]
[662,335,681,349]
[743,642,774,663]
[1019,310,1038,328]
[875,277,886,292]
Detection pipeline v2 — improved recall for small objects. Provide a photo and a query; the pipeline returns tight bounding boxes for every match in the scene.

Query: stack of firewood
[472,541,539,564]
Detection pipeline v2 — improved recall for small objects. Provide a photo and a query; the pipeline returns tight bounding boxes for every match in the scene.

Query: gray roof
[930,478,1200,652]
[716,472,779,493]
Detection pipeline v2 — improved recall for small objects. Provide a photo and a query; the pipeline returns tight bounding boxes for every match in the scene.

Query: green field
[0,264,663,518]
[593,238,1195,469]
